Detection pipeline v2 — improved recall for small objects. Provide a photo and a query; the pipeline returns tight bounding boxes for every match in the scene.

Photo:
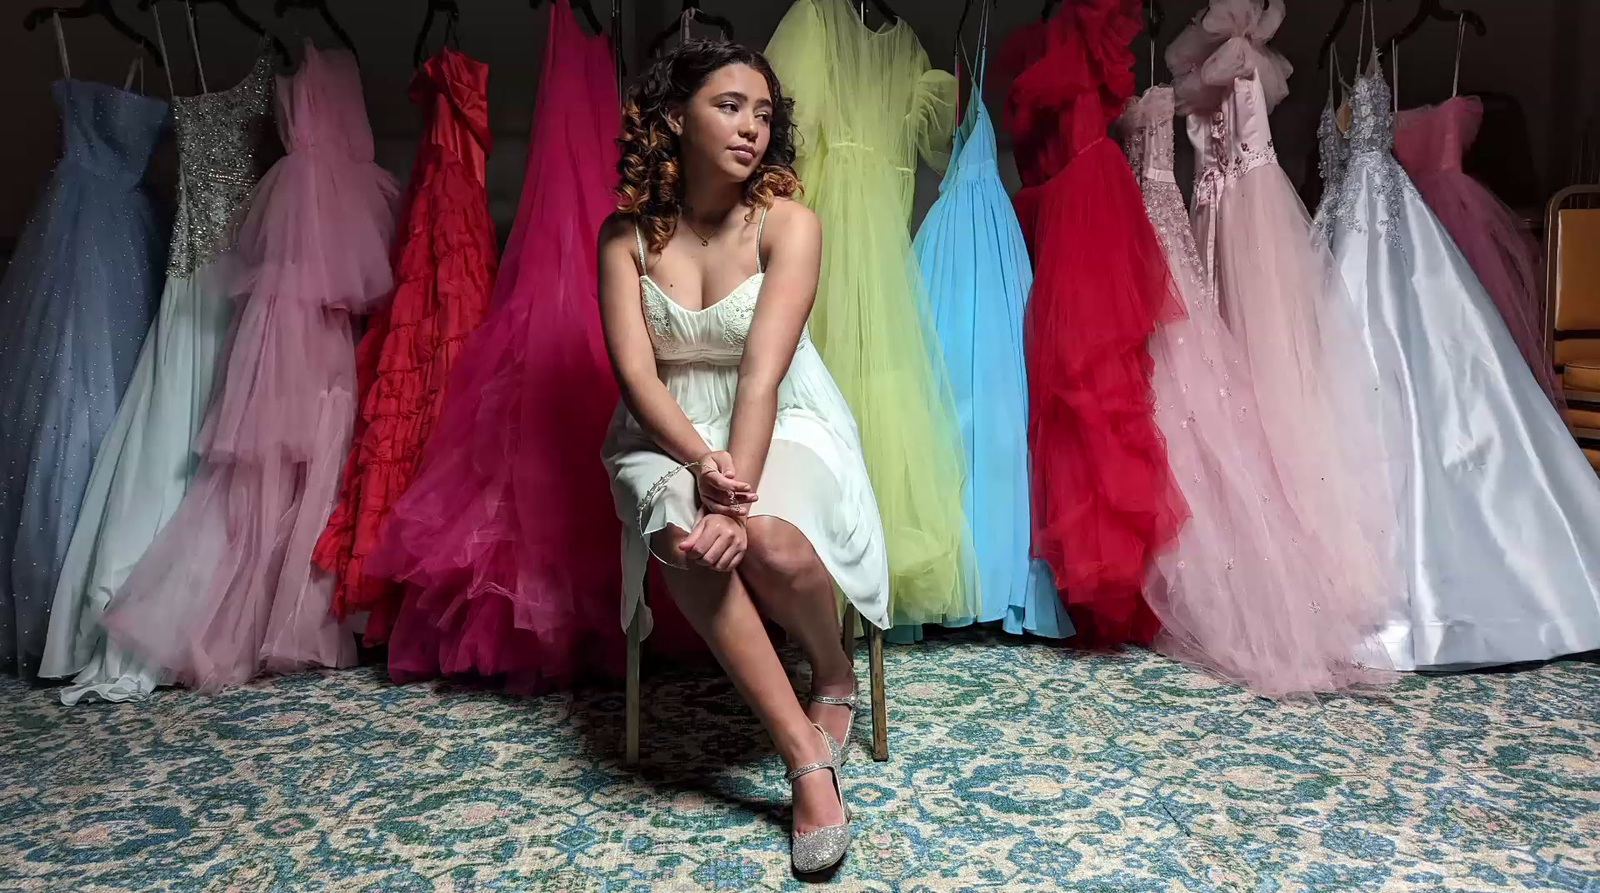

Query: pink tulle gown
[1165,0,1401,653]
[1396,96,1562,409]
[1120,86,1393,695]
[103,44,400,692]
[363,0,626,691]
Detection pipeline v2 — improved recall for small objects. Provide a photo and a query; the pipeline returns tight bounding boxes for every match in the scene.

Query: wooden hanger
[273,0,355,57]
[23,0,166,67]
[412,0,458,68]
[531,0,602,36]
[1382,0,1485,47]
[646,1,734,59]
[137,0,291,66]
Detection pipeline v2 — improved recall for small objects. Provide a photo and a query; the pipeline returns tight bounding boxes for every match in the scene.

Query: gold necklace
[681,209,714,246]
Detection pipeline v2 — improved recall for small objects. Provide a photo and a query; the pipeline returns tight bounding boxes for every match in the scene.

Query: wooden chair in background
[1545,185,1600,471]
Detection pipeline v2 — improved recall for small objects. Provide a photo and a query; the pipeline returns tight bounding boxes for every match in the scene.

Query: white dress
[602,215,891,639]
[1319,61,1600,670]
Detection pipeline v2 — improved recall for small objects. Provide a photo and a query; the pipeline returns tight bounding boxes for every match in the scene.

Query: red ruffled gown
[1004,0,1186,646]
[363,0,627,690]
[313,48,497,645]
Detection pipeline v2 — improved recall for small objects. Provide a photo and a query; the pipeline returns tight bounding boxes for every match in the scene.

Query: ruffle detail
[1166,0,1292,115]
[314,145,496,641]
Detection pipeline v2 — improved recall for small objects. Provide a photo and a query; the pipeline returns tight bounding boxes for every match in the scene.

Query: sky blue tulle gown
[0,28,167,679]
[910,16,1070,641]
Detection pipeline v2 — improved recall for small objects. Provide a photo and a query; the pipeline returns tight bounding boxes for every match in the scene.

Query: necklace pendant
[699,237,709,246]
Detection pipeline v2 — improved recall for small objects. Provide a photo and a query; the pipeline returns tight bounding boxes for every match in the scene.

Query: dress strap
[1450,12,1465,98]
[123,57,145,93]
[51,11,71,80]
[183,0,208,93]
[149,5,178,97]
[756,206,769,274]
[634,221,647,271]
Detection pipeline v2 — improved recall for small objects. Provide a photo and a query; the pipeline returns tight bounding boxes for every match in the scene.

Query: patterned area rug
[2,631,1598,892]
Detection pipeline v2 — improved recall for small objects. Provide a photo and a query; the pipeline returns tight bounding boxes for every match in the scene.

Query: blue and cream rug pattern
[2,631,1598,891]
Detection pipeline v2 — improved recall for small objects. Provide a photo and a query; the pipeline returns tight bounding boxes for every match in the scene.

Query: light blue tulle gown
[0,44,168,678]
[910,26,1071,640]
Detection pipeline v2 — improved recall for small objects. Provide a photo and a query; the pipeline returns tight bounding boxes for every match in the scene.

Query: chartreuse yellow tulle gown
[766,0,977,629]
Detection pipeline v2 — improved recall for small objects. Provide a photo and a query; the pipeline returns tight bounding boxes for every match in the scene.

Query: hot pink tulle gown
[103,44,400,692]
[363,0,626,691]
[1396,96,1562,409]
[1120,85,1393,695]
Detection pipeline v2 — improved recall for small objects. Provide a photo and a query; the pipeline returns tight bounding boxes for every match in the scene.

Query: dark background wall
[3,0,1598,243]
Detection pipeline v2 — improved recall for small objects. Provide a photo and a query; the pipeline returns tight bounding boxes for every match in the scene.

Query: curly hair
[616,39,801,254]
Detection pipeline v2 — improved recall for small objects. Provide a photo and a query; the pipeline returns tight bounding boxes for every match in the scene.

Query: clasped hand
[679,451,757,572]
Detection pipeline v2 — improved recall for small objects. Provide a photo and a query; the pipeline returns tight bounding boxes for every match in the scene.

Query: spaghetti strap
[756,206,769,273]
[150,4,178,97]
[1450,12,1465,98]
[633,221,647,271]
[51,11,71,80]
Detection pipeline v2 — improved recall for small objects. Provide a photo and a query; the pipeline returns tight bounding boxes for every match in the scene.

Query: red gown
[314,48,497,644]
[1004,0,1187,646]
[361,0,633,690]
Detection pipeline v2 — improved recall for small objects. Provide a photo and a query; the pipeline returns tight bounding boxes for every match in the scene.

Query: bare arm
[597,215,713,467]
[726,201,823,492]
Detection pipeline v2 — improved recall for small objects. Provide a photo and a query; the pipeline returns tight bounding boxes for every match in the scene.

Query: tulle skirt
[1140,178,1395,695]
[1213,162,1402,619]
[801,147,978,629]
[1016,140,1186,646]
[103,149,398,692]
[0,165,162,678]
[1409,169,1561,409]
[365,262,625,692]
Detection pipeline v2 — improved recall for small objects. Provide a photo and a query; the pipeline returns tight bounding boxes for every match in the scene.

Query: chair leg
[624,607,643,766]
[868,621,888,762]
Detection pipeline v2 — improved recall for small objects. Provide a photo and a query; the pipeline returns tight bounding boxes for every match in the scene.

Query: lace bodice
[1317,99,1348,193]
[168,53,279,277]
[1118,86,1177,185]
[642,274,784,365]
[1348,67,1395,155]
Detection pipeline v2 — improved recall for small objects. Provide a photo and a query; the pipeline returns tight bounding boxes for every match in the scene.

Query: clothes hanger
[412,0,458,68]
[646,1,733,59]
[1318,0,1399,69]
[23,0,167,68]
[530,0,602,37]
[137,0,291,66]
[273,0,356,58]
[1382,0,1485,48]
[1039,0,1061,22]
[854,0,898,26]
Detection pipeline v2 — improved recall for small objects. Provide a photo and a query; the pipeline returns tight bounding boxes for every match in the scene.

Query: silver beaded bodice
[1316,101,1347,195]
[1347,67,1395,156]
[167,53,279,277]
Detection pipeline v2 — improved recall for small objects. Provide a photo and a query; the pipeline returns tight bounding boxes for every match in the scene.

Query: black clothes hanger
[412,0,458,68]
[1382,0,1485,47]
[137,0,291,66]
[531,0,602,37]
[1145,0,1164,41]
[23,0,167,67]
[273,0,355,57]
[647,1,733,59]
[1318,0,1379,69]
[1040,0,1061,21]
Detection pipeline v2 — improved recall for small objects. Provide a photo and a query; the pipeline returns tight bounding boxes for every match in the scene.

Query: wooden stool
[624,601,888,764]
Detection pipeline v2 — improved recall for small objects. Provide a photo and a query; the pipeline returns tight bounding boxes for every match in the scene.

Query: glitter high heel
[787,724,850,874]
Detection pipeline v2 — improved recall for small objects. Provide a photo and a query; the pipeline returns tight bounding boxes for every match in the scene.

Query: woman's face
[672,63,773,184]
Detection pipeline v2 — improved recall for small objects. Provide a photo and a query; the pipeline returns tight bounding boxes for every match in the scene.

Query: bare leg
[739,517,857,749]
[652,526,843,834]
